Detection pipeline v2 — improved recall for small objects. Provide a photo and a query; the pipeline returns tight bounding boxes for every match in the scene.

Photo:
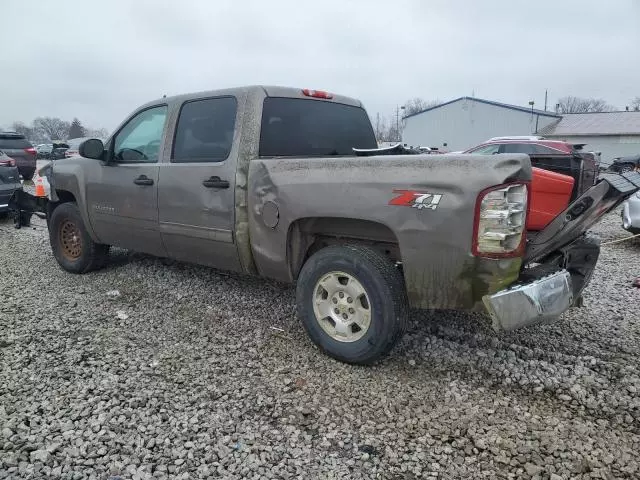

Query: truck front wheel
[296,245,408,364]
[49,202,110,273]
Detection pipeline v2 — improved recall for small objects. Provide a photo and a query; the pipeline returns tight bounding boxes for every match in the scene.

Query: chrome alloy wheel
[312,271,372,342]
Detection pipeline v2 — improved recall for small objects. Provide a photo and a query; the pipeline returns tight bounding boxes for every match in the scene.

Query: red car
[464,136,579,156]
[464,137,599,231]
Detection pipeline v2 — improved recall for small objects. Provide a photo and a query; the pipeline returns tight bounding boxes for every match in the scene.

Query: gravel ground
[1,209,640,480]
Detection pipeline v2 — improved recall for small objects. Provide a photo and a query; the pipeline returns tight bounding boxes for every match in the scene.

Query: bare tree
[10,122,34,140]
[631,97,640,112]
[85,127,110,139]
[387,122,400,143]
[556,96,616,114]
[403,98,441,116]
[371,113,395,143]
[33,117,71,141]
[373,113,384,142]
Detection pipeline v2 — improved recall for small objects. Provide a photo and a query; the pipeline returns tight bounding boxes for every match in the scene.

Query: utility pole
[528,101,539,133]
[396,105,405,142]
[544,89,548,111]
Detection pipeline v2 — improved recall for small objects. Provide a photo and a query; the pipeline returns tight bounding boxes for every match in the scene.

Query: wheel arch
[47,189,100,242]
[286,216,402,281]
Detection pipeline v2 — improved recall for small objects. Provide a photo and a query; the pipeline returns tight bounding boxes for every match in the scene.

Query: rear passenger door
[158,96,242,272]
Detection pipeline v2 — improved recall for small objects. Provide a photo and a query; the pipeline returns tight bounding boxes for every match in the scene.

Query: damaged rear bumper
[483,270,573,331]
[483,234,600,331]
[483,171,640,331]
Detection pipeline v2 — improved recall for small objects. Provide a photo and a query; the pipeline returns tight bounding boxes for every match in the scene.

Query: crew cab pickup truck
[10,86,640,364]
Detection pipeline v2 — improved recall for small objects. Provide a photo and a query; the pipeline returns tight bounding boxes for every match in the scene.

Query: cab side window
[469,144,500,154]
[172,97,237,163]
[113,105,167,163]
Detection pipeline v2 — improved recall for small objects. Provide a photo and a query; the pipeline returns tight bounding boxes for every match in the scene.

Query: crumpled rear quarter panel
[248,153,531,310]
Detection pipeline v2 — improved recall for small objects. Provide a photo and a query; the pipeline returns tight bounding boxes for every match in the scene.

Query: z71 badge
[389,190,443,210]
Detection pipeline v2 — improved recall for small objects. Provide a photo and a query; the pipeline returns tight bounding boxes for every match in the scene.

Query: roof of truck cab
[141,85,363,109]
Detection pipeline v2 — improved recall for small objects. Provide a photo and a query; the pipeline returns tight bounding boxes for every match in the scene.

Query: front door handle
[202,176,230,189]
[134,175,154,186]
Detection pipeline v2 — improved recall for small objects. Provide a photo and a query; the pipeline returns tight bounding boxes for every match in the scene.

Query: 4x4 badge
[389,190,443,210]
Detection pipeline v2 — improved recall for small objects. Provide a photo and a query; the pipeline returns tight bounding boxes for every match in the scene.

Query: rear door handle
[134,175,154,186]
[202,176,230,189]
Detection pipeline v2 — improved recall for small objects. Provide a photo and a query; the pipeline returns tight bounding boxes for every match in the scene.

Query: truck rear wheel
[296,245,408,364]
[49,202,110,273]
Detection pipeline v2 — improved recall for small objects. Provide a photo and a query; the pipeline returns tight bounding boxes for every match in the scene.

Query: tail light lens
[65,150,77,157]
[24,147,37,155]
[0,158,16,167]
[473,183,529,258]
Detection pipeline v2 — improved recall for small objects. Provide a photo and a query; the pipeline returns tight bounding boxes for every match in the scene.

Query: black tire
[296,245,408,365]
[49,202,110,273]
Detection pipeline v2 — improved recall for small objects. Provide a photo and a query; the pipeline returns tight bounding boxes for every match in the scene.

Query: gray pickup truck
[11,85,640,364]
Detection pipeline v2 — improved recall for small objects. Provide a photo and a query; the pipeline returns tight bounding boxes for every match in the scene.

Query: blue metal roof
[403,96,562,120]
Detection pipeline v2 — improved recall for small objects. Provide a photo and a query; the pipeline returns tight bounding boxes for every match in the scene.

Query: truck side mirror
[79,139,105,160]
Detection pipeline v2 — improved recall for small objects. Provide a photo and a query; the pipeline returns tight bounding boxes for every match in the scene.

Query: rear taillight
[0,158,15,167]
[472,183,529,258]
[302,88,334,99]
[24,147,37,155]
[65,150,77,158]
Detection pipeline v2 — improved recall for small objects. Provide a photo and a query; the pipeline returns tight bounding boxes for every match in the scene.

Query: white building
[402,96,640,161]
[402,97,560,152]
[537,111,640,163]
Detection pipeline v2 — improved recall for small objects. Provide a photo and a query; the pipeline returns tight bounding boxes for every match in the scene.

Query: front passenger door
[86,105,167,256]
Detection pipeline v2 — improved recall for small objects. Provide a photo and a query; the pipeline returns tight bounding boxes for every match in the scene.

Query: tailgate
[525,171,640,262]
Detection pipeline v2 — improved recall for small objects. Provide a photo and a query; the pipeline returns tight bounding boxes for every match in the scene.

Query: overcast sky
[2,0,639,132]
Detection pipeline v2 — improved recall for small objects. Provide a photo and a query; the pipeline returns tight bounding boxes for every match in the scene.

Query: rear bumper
[15,157,36,169]
[483,270,573,330]
[483,234,599,331]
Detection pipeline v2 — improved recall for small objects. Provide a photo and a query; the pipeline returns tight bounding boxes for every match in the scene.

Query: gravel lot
[1,208,640,480]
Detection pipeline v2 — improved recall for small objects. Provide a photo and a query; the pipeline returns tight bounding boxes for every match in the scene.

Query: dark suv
[0,132,37,180]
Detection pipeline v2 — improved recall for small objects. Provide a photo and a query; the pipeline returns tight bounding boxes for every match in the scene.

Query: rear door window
[259,97,377,157]
[500,143,535,154]
[172,97,237,163]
